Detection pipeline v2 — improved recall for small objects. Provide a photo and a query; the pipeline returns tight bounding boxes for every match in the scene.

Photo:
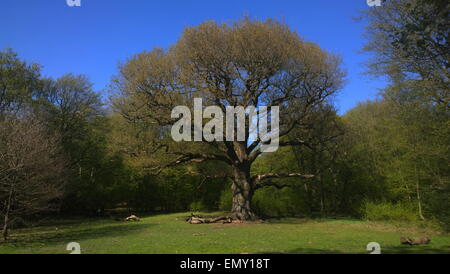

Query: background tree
[0,49,41,115]
[362,0,449,223]
[0,116,65,240]
[37,74,103,167]
[35,74,111,214]
[250,105,345,217]
[364,0,449,108]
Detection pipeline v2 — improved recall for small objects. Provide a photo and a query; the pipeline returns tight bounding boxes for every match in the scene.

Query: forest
[0,0,448,245]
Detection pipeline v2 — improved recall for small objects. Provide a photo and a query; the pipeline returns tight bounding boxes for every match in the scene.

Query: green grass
[0,212,449,254]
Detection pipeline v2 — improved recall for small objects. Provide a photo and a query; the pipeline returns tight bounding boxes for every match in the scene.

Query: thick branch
[252,172,315,183]
[149,152,232,175]
[253,173,315,190]
[255,181,293,190]
[259,173,315,180]
[248,139,312,163]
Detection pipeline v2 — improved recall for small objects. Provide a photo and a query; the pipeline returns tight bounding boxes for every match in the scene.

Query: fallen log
[400,237,412,245]
[124,215,141,222]
[400,236,430,245]
[186,214,233,224]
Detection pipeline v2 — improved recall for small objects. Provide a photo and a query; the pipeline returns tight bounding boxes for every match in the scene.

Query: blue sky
[1,0,386,114]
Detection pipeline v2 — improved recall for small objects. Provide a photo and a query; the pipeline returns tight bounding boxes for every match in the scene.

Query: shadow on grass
[382,245,450,254]
[260,216,363,225]
[263,246,449,254]
[257,248,345,254]
[1,222,154,248]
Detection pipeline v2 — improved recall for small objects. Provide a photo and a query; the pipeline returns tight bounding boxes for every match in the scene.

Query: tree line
[1,0,448,240]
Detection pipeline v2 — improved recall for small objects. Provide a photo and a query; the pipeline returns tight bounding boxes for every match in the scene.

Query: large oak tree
[112,17,344,220]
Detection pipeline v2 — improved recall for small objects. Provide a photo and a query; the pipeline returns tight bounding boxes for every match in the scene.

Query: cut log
[124,215,141,222]
[400,237,413,245]
[186,214,233,224]
[410,237,430,245]
[400,236,430,245]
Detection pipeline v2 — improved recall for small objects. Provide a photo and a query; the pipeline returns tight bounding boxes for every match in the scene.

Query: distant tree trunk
[412,138,425,221]
[416,181,425,221]
[404,181,412,203]
[2,213,9,241]
[3,185,13,241]
[329,167,339,214]
[231,165,256,221]
[319,173,325,217]
[317,152,325,217]
[292,147,313,216]
[415,163,425,221]
[304,181,313,216]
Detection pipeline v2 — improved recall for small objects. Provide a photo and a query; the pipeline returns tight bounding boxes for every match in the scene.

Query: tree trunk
[412,139,425,221]
[293,146,313,216]
[3,185,13,241]
[319,173,325,217]
[315,151,325,217]
[416,174,425,221]
[414,162,425,221]
[2,213,8,241]
[231,166,256,221]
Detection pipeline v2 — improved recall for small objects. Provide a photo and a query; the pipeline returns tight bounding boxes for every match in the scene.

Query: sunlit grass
[0,212,449,254]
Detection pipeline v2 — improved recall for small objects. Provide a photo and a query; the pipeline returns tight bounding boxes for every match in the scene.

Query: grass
[0,212,449,254]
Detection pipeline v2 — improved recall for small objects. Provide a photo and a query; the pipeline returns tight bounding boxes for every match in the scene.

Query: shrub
[189,201,207,212]
[252,187,308,217]
[218,188,232,212]
[219,185,308,217]
[362,201,419,223]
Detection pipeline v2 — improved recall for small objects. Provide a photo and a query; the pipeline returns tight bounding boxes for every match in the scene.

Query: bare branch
[252,173,315,184]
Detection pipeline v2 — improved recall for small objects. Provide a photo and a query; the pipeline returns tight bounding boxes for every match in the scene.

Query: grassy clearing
[0,212,449,254]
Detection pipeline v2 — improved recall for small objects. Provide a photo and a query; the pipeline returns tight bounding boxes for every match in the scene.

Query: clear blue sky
[1,0,386,114]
